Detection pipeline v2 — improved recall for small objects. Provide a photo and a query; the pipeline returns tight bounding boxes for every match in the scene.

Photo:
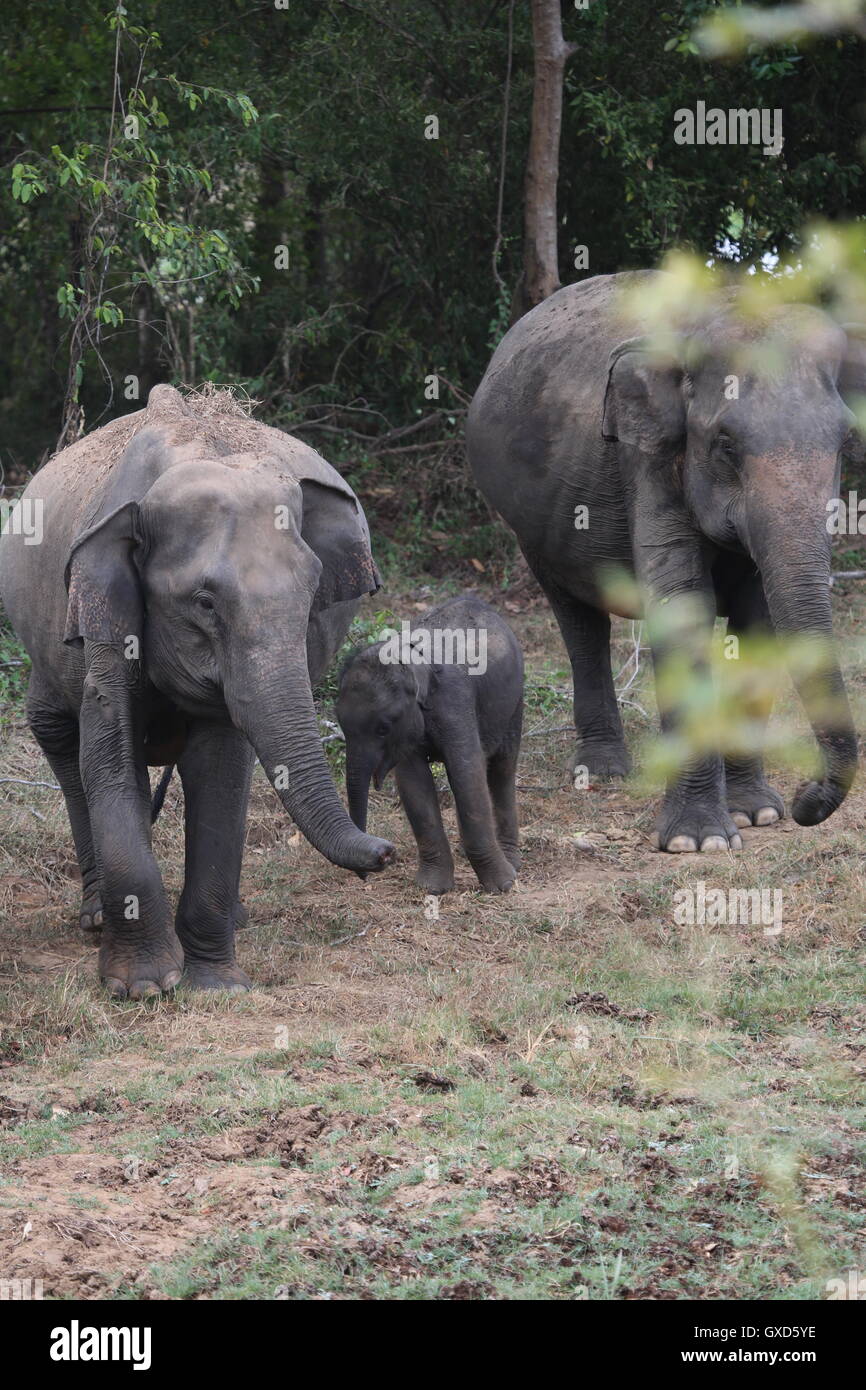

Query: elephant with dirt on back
[467,271,866,852]
[0,384,394,997]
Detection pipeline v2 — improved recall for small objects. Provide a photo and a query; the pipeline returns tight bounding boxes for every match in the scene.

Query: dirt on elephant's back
[37,383,361,543]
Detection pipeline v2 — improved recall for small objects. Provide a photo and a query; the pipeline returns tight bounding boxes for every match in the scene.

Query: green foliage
[1,0,263,450]
[0,0,863,567]
[1,3,861,427]
[0,609,29,738]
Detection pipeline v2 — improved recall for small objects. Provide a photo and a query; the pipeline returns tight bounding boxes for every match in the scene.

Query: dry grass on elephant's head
[168,381,259,419]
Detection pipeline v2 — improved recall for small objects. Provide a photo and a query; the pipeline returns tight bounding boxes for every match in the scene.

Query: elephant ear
[63,502,144,649]
[300,478,381,610]
[63,426,172,648]
[601,337,687,453]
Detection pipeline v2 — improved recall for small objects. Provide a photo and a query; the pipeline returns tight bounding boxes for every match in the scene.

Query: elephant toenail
[667,835,698,852]
[755,807,780,826]
[131,981,161,1000]
[731,811,751,828]
[699,835,729,852]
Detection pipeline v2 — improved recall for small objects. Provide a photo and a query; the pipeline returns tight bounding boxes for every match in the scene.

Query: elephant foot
[574,740,631,784]
[182,959,251,993]
[472,855,518,894]
[656,800,743,854]
[726,780,785,829]
[500,845,521,873]
[99,931,184,1000]
[416,862,455,896]
[79,890,104,935]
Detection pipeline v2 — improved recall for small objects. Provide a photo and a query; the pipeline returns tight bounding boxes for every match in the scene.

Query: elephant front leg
[725,754,785,829]
[175,721,255,991]
[649,603,745,854]
[656,756,744,853]
[633,508,743,854]
[395,755,455,895]
[79,670,183,998]
[720,571,785,829]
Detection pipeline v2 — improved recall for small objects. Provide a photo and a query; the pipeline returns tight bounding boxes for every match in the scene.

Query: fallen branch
[517,782,568,792]
[329,925,369,948]
[0,778,61,790]
[367,439,460,457]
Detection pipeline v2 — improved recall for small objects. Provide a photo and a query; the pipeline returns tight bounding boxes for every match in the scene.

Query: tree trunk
[519,0,577,317]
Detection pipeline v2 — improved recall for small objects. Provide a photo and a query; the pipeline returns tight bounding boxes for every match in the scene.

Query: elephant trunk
[225,654,394,874]
[754,515,857,825]
[345,744,376,834]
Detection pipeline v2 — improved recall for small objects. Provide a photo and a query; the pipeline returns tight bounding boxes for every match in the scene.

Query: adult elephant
[0,384,394,996]
[467,272,864,852]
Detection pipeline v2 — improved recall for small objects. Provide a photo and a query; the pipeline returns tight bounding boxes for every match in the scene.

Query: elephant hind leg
[487,704,522,872]
[531,570,630,783]
[444,735,516,895]
[26,676,102,934]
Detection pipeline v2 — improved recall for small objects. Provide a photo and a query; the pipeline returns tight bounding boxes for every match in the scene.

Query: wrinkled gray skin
[468,272,866,852]
[336,595,523,894]
[0,385,395,997]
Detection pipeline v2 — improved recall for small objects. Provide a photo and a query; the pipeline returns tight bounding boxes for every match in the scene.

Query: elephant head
[63,419,395,875]
[336,644,426,833]
[602,305,865,827]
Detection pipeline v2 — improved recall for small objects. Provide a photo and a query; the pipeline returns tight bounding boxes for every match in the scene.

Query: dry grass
[1,572,865,1299]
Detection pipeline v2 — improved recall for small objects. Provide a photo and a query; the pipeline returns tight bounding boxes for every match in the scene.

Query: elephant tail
[150,765,175,824]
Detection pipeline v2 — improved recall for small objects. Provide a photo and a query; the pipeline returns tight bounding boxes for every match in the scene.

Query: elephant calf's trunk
[345,748,374,835]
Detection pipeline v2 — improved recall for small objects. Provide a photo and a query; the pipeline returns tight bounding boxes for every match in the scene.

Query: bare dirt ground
[1,569,865,1300]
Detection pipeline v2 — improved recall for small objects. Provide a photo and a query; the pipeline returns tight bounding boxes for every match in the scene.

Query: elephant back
[43,383,361,536]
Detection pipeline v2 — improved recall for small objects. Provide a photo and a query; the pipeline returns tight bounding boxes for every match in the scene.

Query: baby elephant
[337,594,523,894]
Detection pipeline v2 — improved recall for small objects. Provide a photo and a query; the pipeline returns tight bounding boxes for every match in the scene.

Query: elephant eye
[194,593,215,613]
[715,433,737,462]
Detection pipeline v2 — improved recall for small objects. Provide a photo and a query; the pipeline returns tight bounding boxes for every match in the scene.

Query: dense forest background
[1,0,864,573]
